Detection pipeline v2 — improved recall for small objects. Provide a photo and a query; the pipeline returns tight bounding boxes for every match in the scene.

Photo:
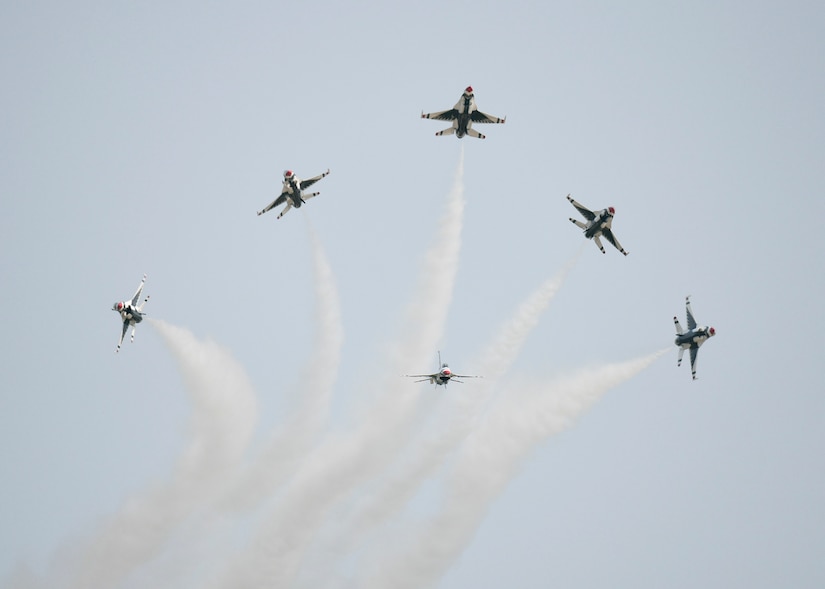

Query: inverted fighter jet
[405,351,481,386]
[421,86,505,139]
[112,274,150,353]
[566,194,629,256]
[257,168,330,219]
[674,296,716,380]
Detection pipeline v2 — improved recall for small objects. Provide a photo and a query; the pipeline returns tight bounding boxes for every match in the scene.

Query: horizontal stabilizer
[673,317,684,335]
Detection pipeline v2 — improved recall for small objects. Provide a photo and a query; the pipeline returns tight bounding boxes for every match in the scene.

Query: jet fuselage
[428,366,453,385]
[454,93,475,138]
[675,327,713,349]
[113,302,143,324]
[284,178,305,208]
[584,211,613,239]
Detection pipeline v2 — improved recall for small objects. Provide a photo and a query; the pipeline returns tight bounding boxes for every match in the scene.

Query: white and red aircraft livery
[674,296,717,380]
[566,194,629,256]
[421,86,505,139]
[112,274,150,353]
[405,351,482,386]
[257,168,330,219]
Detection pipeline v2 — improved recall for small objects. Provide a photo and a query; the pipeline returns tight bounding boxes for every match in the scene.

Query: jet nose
[709,327,716,336]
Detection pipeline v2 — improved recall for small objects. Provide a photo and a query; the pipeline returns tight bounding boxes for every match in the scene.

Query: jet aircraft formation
[112,86,716,378]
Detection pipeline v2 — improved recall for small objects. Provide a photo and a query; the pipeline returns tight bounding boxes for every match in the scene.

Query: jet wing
[685,297,697,330]
[470,110,505,124]
[451,374,481,379]
[117,320,129,352]
[300,169,330,190]
[601,228,629,256]
[405,373,438,384]
[566,195,596,221]
[130,274,147,306]
[257,191,289,216]
[421,108,460,121]
[689,346,699,379]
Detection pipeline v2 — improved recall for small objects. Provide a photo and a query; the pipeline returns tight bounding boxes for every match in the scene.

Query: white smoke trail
[359,348,669,589]
[326,250,581,564]
[388,145,466,371]
[472,246,582,385]
[2,564,44,589]
[65,320,258,589]
[103,231,344,589]
[209,149,467,589]
[221,224,344,511]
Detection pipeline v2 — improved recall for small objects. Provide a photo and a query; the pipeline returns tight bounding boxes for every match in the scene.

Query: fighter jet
[566,194,629,256]
[405,351,481,386]
[421,86,505,139]
[674,296,716,380]
[257,168,330,219]
[112,274,150,353]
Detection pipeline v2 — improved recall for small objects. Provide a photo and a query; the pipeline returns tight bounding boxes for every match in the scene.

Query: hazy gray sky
[2,1,823,588]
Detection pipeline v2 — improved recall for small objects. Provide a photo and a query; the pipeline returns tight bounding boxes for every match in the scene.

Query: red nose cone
[285,170,293,177]
[443,369,451,376]
[117,302,123,311]
[608,206,615,215]
[465,86,473,93]
[710,327,716,336]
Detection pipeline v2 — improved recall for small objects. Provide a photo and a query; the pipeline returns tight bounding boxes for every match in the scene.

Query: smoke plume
[65,320,258,589]
[208,149,467,589]
[358,349,669,589]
